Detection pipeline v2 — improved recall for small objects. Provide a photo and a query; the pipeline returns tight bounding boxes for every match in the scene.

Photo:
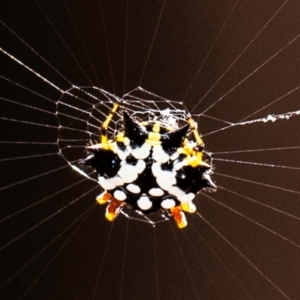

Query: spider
[81,103,216,228]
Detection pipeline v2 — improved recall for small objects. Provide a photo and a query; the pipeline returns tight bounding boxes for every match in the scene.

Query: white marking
[109,142,118,153]
[117,148,129,160]
[153,145,169,163]
[189,201,196,212]
[160,108,178,127]
[136,160,146,173]
[170,152,179,160]
[156,171,176,191]
[149,188,164,197]
[178,193,195,203]
[151,162,162,177]
[174,159,187,170]
[167,116,177,127]
[118,164,138,183]
[161,199,176,209]
[120,160,127,166]
[123,137,130,146]
[169,186,185,198]
[113,176,124,186]
[114,190,127,201]
[131,143,151,159]
[99,176,116,190]
[126,184,141,194]
[137,195,152,210]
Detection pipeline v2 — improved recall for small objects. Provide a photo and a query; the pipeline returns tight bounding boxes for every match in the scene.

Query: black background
[1,1,300,299]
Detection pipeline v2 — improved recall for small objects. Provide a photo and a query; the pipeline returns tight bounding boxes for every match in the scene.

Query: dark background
[1,1,300,299]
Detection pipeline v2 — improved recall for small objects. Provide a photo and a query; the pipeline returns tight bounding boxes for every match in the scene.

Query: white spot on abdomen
[99,176,123,190]
[161,199,176,209]
[153,145,169,163]
[114,190,127,201]
[137,195,152,210]
[156,170,176,191]
[126,184,141,194]
[174,159,187,170]
[151,162,162,177]
[118,164,138,183]
[117,149,129,160]
[170,152,179,160]
[149,188,164,197]
[136,160,146,173]
[169,186,185,198]
[178,193,195,203]
[131,143,151,159]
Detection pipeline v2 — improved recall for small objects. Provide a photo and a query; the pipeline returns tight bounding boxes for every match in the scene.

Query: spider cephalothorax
[81,103,216,228]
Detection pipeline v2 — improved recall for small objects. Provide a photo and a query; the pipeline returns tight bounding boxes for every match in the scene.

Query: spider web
[57,85,193,224]
[1,1,300,300]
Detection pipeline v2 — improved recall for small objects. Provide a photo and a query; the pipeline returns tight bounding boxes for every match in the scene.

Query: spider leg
[96,191,112,204]
[105,197,126,221]
[100,103,119,144]
[186,117,212,168]
[96,191,125,221]
[188,117,204,147]
[170,206,187,229]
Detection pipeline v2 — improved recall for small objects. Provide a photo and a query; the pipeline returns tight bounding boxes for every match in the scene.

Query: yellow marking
[188,118,204,146]
[177,147,185,154]
[108,141,118,153]
[101,134,108,145]
[183,138,189,146]
[105,211,116,222]
[196,152,203,161]
[186,156,199,167]
[185,152,211,168]
[116,133,130,146]
[152,121,160,133]
[148,131,161,141]
[146,139,161,146]
[116,132,124,140]
[102,103,119,129]
[178,144,196,156]
[98,143,109,150]
[177,139,212,168]
[184,145,196,155]
[177,150,210,168]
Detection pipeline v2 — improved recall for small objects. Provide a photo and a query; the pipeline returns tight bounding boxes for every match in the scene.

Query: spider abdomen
[81,107,216,227]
